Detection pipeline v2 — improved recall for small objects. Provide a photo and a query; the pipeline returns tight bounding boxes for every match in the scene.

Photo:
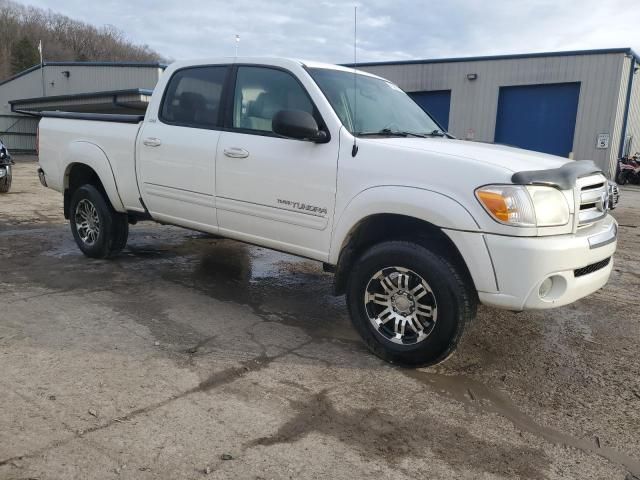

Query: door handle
[223,147,249,159]
[143,137,162,147]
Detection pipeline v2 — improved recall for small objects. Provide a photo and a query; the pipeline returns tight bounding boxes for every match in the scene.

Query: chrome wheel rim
[75,199,100,246]
[364,266,437,345]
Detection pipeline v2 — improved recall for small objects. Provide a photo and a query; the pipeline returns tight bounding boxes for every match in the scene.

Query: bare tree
[0,0,164,80]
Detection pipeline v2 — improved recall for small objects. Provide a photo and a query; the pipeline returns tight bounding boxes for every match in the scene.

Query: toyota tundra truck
[32,57,619,366]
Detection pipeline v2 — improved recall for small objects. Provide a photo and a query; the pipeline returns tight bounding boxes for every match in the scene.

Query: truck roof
[166,57,385,80]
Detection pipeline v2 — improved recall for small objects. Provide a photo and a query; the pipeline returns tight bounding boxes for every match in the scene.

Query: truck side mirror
[272,110,328,143]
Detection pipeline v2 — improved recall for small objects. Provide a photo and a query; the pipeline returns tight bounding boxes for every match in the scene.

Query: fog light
[539,277,553,298]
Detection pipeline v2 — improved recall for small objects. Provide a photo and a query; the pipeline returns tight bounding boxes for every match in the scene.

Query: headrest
[249,92,281,119]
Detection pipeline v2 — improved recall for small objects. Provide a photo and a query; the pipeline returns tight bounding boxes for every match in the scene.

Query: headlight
[476,185,569,227]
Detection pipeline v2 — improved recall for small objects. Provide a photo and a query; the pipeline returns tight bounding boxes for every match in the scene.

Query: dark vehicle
[0,138,12,193]
[616,153,640,185]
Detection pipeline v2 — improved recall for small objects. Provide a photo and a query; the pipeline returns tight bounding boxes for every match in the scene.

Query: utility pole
[38,40,45,96]
[235,35,240,57]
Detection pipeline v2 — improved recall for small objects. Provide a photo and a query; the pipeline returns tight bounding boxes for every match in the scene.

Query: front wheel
[69,184,129,258]
[0,166,11,193]
[346,240,476,367]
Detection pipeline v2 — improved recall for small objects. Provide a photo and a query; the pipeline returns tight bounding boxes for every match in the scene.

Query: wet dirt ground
[1,157,639,479]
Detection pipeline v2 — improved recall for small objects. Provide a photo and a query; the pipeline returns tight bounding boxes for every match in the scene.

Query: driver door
[215,66,339,260]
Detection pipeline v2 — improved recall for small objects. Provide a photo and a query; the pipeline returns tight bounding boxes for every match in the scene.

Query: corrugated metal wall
[610,55,633,177]
[0,65,163,114]
[359,53,628,176]
[0,64,163,152]
[622,57,640,157]
[0,115,39,151]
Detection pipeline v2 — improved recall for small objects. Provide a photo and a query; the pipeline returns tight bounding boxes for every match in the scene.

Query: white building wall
[359,53,629,176]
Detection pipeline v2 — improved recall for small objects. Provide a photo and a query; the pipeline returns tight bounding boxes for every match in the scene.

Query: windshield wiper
[426,129,447,137]
[356,128,427,138]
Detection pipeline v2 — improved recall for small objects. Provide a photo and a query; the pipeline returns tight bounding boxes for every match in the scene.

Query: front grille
[574,257,610,277]
[578,175,608,226]
[608,182,620,210]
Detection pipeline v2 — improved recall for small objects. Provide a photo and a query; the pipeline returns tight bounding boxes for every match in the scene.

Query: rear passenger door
[138,65,229,231]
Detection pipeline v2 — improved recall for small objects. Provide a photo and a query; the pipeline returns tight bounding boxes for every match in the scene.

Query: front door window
[232,66,314,133]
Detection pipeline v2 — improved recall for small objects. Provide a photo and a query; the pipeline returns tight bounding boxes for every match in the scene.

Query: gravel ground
[1,157,639,479]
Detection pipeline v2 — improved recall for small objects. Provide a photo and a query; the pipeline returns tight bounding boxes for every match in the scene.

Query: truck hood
[366,137,572,173]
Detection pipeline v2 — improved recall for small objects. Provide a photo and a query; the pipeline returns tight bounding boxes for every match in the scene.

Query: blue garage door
[494,83,581,157]
[409,90,451,130]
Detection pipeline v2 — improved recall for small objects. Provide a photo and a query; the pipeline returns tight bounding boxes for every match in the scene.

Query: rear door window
[160,66,228,129]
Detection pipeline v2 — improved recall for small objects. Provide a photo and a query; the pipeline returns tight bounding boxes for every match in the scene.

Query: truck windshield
[308,67,443,137]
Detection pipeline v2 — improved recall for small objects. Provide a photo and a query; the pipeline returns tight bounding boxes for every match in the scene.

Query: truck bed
[38,113,145,212]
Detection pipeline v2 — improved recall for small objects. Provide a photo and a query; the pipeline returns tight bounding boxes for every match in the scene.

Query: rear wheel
[69,184,128,258]
[346,240,476,367]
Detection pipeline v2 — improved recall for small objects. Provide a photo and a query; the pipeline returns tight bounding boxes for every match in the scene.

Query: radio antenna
[351,6,359,157]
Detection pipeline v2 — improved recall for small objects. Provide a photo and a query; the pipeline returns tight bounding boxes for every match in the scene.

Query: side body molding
[329,186,481,264]
[63,141,126,212]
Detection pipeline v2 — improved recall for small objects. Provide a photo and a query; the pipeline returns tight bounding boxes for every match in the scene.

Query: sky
[25,0,640,64]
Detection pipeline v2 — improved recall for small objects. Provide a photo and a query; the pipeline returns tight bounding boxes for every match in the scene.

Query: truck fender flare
[63,141,126,212]
[329,186,480,264]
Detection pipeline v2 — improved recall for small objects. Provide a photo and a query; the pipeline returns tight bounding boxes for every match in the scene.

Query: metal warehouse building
[0,61,165,152]
[358,48,640,178]
[1,49,639,179]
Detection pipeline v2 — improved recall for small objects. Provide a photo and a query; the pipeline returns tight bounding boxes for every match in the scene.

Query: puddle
[4,223,355,345]
[141,236,354,341]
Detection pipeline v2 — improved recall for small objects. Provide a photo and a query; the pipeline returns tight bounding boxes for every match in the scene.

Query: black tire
[346,240,476,367]
[0,169,11,193]
[616,170,628,185]
[69,184,129,259]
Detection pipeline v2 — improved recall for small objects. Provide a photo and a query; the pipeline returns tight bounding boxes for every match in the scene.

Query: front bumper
[0,158,12,178]
[478,215,617,310]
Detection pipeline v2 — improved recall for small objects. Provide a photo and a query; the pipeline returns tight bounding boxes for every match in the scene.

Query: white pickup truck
[34,57,619,366]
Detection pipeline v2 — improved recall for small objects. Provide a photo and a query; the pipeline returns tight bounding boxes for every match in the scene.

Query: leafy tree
[10,36,38,74]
